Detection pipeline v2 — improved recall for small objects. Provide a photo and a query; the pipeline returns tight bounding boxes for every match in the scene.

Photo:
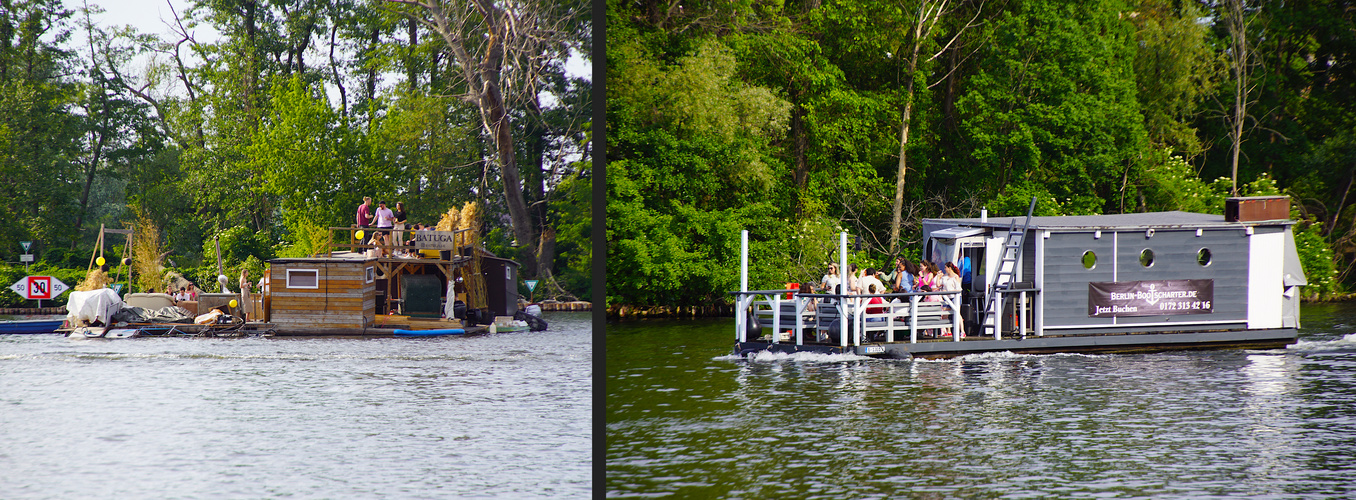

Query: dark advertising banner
[1088,279,1214,317]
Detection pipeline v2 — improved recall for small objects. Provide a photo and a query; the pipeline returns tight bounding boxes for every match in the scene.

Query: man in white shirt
[859,268,886,296]
[374,201,395,229]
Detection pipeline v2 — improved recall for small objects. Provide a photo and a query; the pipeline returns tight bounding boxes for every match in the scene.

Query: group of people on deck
[355,197,440,258]
[816,256,970,338]
[818,257,965,298]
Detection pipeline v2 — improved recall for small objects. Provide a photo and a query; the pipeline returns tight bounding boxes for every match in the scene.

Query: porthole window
[1197,248,1212,267]
[1081,250,1097,270]
[1140,248,1155,268]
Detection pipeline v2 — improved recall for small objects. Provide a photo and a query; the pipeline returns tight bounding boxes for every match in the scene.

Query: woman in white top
[820,263,840,293]
[941,262,962,293]
[940,262,964,338]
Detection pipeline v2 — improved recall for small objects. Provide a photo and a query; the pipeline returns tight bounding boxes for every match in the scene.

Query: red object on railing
[785,282,800,299]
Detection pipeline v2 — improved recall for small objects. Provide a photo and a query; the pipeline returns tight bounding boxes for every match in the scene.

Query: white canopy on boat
[66,288,125,326]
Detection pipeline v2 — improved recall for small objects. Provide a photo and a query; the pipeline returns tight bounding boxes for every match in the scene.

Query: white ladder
[980,197,1037,336]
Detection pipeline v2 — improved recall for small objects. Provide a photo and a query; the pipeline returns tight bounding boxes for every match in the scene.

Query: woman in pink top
[917,261,940,301]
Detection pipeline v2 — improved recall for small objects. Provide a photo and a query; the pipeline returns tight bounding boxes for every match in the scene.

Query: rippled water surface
[1,312,591,499]
[607,304,1356,498]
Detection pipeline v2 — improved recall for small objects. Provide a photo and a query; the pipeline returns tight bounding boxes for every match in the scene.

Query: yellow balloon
[355,230,365,240]
[96,256,106,266]
[229,299,238,308]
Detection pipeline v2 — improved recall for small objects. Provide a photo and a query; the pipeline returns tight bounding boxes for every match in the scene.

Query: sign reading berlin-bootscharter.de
[1088,279,1213,317]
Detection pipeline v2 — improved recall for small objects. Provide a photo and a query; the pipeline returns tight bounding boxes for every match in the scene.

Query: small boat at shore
[733,196,1305,359]
[0,319,66,334]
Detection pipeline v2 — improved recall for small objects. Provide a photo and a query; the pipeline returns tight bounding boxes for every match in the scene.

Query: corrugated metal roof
[925,211,1294,230]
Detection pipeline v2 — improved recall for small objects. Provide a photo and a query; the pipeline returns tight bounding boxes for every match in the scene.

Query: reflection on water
[608,304,1356,498]
[1,312,591,499]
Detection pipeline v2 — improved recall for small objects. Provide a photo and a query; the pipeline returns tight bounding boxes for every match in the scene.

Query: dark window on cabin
[288,269,320,289]
[1140,249,1155,268]
[1082,250,1097,270]
[1197,248,1212,267]
[366,267,375,283]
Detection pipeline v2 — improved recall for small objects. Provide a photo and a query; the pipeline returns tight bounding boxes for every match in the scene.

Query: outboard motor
[514,309,549,331]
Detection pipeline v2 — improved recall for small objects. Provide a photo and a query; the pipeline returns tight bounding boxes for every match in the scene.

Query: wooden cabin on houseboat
[733,196,1305,359]
[61,223,527,338]
[261,225,488,335]
[266,256,378,332]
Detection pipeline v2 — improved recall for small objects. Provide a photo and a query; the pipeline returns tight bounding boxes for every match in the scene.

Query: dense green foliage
[608,0,1354,306]
[0,0,591,306]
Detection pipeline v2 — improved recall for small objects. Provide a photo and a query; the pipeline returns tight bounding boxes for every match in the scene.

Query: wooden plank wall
[269,261,376,329]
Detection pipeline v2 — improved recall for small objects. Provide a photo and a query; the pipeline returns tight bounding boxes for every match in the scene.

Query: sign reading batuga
[411,230,461,251]
[1088,279,1214,317]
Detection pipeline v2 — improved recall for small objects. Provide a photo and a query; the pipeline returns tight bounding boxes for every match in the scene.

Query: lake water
[606,304,1356,498]
[0,311,591,499]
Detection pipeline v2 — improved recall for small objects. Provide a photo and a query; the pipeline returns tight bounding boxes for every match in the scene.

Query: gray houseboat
[733,196,1306,359]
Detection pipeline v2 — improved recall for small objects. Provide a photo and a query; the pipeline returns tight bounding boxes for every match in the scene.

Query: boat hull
[735,328,1299,359]
[0,320,65,334]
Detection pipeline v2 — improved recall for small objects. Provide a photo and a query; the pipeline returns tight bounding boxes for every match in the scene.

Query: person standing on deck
[374,201,395,229]
[884,258,918,293]
[940,262,964,338]
[238,268,252,322]
[393,202,408,251]
[860,268,885,298]
[357,196,374,228]
[820,263,840,294]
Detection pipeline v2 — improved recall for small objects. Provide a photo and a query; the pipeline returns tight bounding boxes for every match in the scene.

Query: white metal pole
[953,294,962,341]
[741,230,749,293]
[739,230,749,342]
[840,232,849,348]
[796,296,804,346]
[772,294,781,344]
[909,296,919,343]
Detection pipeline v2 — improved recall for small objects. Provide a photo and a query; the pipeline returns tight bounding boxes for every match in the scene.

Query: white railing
[734,289,964,348]
[732,289,810,345]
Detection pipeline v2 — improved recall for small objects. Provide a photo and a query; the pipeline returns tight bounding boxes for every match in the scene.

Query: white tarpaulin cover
[66,288,125,326]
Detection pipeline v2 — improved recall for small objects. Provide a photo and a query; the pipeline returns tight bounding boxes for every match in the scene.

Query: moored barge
[60,225,542,338]
[733,196,1304,359]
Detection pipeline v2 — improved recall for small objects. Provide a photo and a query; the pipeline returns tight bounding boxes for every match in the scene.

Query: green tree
[953,0,1150,215]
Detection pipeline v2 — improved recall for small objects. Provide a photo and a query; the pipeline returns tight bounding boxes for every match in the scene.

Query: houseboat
[733,196,1305,359]
[62,224,541,338]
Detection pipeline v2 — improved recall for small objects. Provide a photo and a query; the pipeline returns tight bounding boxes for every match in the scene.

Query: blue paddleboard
[393,328,466,337]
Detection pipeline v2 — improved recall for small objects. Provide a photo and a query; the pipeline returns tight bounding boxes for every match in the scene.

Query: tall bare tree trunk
[71,131,107,249]
[790,86,808,214]
[888,0,978,253]
[890,95,915,254]
[1225,0,1250,196]
[387,0,578,278]
[889,2,930,255]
